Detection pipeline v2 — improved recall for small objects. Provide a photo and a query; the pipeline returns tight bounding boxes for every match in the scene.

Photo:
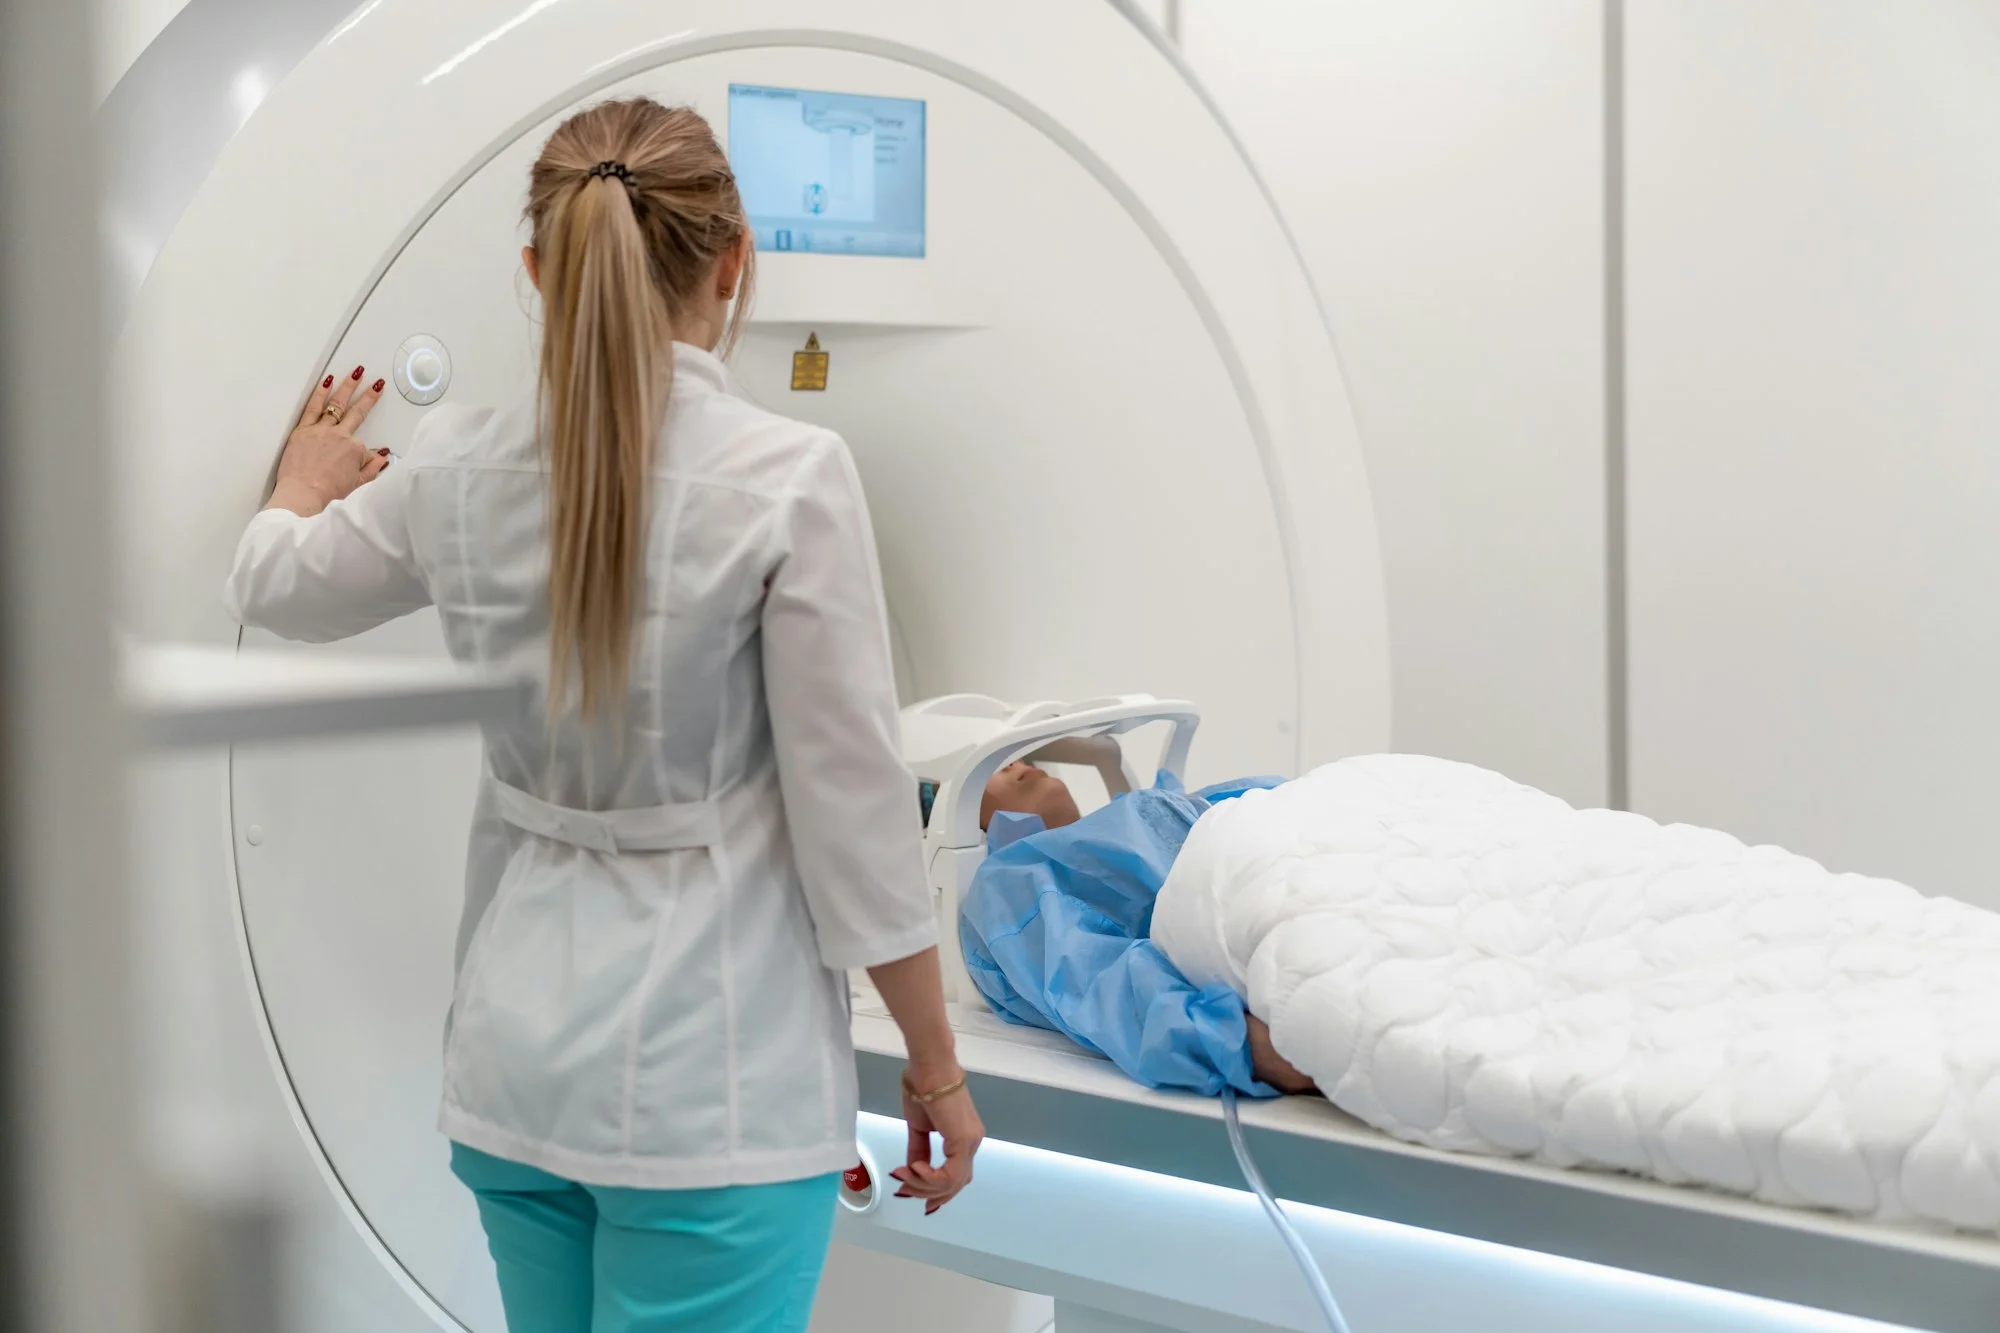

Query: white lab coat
[226,343,935,1189]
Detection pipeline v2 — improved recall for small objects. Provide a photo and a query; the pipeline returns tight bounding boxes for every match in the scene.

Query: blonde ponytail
[526,101,754,718]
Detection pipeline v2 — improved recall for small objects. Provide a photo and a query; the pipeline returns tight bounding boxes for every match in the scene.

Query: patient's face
[981,762,1082,832]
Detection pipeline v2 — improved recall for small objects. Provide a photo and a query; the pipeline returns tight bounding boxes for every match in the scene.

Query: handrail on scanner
[900,694,1201,1006]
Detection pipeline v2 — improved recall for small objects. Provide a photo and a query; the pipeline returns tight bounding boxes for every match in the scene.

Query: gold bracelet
[901,1070,967,1104]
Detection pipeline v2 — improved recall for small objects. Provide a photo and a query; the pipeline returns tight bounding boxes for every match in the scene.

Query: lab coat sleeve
[223,457,431,642]
[761,434,935,972]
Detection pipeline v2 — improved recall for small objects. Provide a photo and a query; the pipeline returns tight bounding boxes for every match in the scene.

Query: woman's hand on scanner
[1248,1013,1316,1095]
[268,366,391,516]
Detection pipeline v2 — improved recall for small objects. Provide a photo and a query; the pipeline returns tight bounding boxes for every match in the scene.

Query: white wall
[1626,0,2000,906]
[1180,0,1611,806]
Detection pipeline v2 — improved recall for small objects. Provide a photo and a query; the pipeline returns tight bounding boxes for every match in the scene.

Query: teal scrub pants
[450,1143,840,1333]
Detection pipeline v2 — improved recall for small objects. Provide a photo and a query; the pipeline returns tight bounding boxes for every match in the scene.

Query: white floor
[810,1247,1053,1333]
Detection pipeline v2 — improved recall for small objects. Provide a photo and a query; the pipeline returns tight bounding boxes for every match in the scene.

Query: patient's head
[981,761,1081,832]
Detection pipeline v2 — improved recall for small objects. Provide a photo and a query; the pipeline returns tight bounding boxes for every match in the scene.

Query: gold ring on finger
[322,403,343,423]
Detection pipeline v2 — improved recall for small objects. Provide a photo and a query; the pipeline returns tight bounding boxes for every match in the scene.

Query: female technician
[224,98,982,1332]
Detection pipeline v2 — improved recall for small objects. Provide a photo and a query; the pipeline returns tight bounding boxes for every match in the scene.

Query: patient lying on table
[963,755,2000,1230]
[966,762,1315,1096]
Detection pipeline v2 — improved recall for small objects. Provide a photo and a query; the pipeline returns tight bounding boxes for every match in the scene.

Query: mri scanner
[107,2,2000,1330]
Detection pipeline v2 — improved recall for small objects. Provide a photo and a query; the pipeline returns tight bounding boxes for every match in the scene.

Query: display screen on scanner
[729,83,926,258]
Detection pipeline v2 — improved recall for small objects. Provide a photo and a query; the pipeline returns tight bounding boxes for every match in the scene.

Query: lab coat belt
[486,776,722,854]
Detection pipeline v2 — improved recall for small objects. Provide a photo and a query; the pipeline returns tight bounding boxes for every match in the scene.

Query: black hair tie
[586,160,633,186]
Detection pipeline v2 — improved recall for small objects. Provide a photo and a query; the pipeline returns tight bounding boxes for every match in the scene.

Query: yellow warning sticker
[791,332,829,391]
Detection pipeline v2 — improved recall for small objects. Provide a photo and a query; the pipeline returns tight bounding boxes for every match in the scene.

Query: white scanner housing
[111,1,1392,1327]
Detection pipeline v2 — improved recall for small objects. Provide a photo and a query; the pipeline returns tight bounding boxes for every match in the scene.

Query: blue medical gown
[958,773,1286,1097]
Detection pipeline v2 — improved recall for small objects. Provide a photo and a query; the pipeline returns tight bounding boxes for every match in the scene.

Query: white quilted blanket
[1150,755,2000,1229]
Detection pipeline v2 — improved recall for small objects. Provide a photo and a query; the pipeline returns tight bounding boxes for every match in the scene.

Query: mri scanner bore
[154,10,1391,1324]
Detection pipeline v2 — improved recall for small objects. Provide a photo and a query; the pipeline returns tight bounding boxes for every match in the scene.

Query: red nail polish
[322,375,334,389]
[372,378,385,393]
[351,366,364,380]
[377,448,390,457]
